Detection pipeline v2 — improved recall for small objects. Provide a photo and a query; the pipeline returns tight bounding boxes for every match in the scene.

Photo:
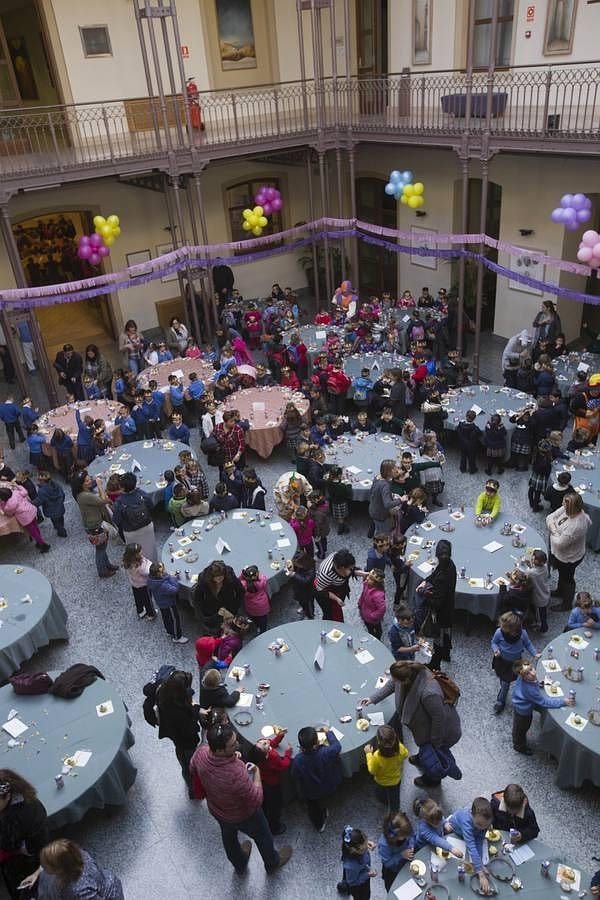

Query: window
[226,178,283,249]
[472,0,514,69]
[79,26,112,58]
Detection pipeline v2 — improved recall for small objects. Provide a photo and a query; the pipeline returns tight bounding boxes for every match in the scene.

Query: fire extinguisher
[186,76,205,130]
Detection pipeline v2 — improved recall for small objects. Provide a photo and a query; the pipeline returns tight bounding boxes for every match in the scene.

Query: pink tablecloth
[38,400,127,466]
[137,357,215,416]
[220,387,309,459]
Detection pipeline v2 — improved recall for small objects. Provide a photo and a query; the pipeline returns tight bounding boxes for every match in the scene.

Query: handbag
[10,672,53,694]
[419,608,440,639]
[87,527,108,546]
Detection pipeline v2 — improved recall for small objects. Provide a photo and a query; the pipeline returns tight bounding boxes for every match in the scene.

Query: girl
[326,465,352,535]
[240,564,270,633]
[185,336,202,359]
[250,731,293,836]
[501,568,533,620]
[508,409,532,471]
[567,591,600,630]
[217,612,250,661]
[491,611,538,714]
[512,659,574,755]
[289,549,316,619]
[358,569,387,639]
[447,797,494,896]
[144,342,159,366]
[483,414,507,475]
[50,428,74,481]
[421,391,447,441]
[26,424,47,470]
[290,504,315,556]
[75,409,96,463]
[475,478,501,522]
[122,543,156,620]
[413,797,463,856]
[377,812,415,891]
[364,725,409,813]
[401,419,423,449]
[528,438,552,511]
[147,562,188,643]
[0,485,50,552]
[420,434,445,508]
[279,365,300,391]
[339,826,376,900]
[280,403,304,459]
[308,490,330,560]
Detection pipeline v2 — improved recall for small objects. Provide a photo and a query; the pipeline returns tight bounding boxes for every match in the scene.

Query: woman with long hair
[155,670,200,797]
[21,839,123,899]
[414,539,457,668]
[193,559,244,635]
[0,769,48,899]
[84,344,113,399]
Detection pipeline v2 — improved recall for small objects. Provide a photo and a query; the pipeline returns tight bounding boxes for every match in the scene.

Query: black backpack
[121,491,152,531]
[142,665,176,726]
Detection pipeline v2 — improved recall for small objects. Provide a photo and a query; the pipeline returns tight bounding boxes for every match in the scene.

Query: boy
[376,406,404,435]
[456,409,481,474]
[142,390,162,439]
[147,562,188,643]
[20,398,39,430]
[490,783,540,844]
[352,367,374,410]
[545,470,576,513]
[209,481,239,513]
[115,409,137,444]
[291,724,342,831]
[388,606,419,660]
[35,470,67,537]
[0,397,25,449]
[168,412,190,445]
[511,660,573,755]
[130,393,148,439]
[168,375,185,417]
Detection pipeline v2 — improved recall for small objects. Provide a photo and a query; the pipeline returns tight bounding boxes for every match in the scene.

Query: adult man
[111,472,156,562]
[190,724,292,875]
[53,343,84,400]
[16,319,36,373]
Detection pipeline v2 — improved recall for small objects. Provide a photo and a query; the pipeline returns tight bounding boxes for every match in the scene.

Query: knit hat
[195,636,219,666]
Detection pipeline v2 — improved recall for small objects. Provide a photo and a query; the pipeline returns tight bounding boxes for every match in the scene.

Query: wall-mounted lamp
[519,228,534,236]
[415,210,427,218]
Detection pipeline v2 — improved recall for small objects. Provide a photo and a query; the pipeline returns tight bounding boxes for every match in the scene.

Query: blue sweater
[414,820,453,852]
[168,423,190,444]
[86,382,103,401]
[21,406,38,428]
[157,350,174,362]
[142,399,161,421]
[342,850,371,887]
[377,832,415,872]
[447,807,486,873]
[511,676,565,716]
[291,732,342,800]
[51,432,73,453]
[187,379,205,400]
[75,409,92,446]
[152,389,165,409]
[388,621,416,660]
[35,480,65,518]
[567,606,600,630]
[26,433,46,455]
[169,385,184,408]
[116,414,137,437]
[0,402,21,424]
[131,406,147,428]
[490,628,537,660]
[147,574,179,609]
[366,548,391,572]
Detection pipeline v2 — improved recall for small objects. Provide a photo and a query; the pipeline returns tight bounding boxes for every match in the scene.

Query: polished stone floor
[0,335,598,900]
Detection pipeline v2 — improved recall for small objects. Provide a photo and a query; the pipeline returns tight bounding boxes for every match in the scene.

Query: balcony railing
[1,62,600,181]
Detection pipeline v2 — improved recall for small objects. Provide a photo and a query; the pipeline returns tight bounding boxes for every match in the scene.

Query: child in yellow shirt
[364,724,409,812]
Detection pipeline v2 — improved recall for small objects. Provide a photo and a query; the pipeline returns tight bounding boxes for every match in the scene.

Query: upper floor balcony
[1,61,600,192]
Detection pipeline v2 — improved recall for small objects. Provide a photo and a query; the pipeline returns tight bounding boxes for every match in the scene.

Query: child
[501,568,533,620]
[217,613,250,662]
[168,412,190,445]
[421,392,447,442]
[142,389,162,439]
[456,409,481,474]
[289,549,316,619]
[339,826,376,900]
[168,483,188,527]
[420,434,445,508]
[35,470,66,537]
[0,485,50,552]
[115,409,137,445]
[365,534,390,573]
[401,419,422,449]
[251,731,293,836]
[483,414,507,475]
[279,365,300,391]
[240,564,270,633]
[475,478,501,522]
[352,368,374,411]
[377,812,415,892]
[567,591,600,630]
[308,490,330,560]
[146,562,188,643]
[26,424,47,470]
[291,725,342,832]
[388,606,419,661]
[122,543,156,620]
[82,374,103,401]
[545,470,576,512]
[446,798,494,895]
[130,393,148,439]
[144,342,158,366]
[310,418,333,447]
[358,569,386,639]
[168,375,185,416]
[326,363,351,415]
[239,468,266,510]
[280,403,304,458]
[157,340,173,363]
[376,406,403,435]
[511,660,574,755]
[20,398,39,430]
[307,447,327,493]
[326,465,352,535]
[413,797,463,856]
[364,725,409,813]
[290,505,315,556]
[50,428,74,481]
[199,667,240,708]
[490,783,540,843]
[351,410,376,435]
[209,481,239,512]
[0,397,25,449]
[548,429,569,462]
[567,426,593,453]
[491,611,539,714]
[162,470,176,511]
[525,549,550,633]
[528,439,552,511]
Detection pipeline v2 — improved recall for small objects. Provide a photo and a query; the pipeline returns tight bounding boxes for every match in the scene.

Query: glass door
[356,0,387,115]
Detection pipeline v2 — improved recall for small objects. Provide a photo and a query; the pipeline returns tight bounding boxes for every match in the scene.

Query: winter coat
[368,478,399,522]
[0,484,36,526]
[193,567,244,632]
[147,574,179,609]
[240,573,270,618]
[358,582,386,624]
[420,558,457,630]
[546,507,591,564]
[34,479,65,518]
[370,669,461,749]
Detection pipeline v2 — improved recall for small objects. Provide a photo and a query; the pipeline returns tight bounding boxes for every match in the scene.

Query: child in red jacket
[358,569,387,640]
[252,730,293,835]
[280,365,301,391]
[326,363,351,414]
[290,505,315,557]
[240,565,270,633]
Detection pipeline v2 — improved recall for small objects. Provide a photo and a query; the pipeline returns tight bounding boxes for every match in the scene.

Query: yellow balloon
[112,226,121,237]
[400,195,408,205]
[408,195,421,209]
[242,208,253,220]
[93,215,105,228]
[258,216,268,227]
[252,225,263,236]
[104,234,115,246]
[413,183,424,196]
[242,220,252,231]
[248,215,258,227]
[414,195,425,208]
[403,184,414,197]
[100,224,113,238]
[107,215,120,227]
[253,206,264,217]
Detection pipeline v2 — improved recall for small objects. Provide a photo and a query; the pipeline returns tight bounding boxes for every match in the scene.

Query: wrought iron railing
[1,62,599,180]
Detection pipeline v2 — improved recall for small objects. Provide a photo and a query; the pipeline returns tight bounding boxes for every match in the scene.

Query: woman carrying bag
[414,539,457,669]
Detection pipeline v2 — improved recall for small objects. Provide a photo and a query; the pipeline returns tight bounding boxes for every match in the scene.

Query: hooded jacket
[147,573,179,609]
[34,479,65,518]
[0,484,36,526]
[358,581,386,624]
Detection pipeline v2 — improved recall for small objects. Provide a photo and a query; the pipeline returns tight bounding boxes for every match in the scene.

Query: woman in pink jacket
[0,484,50,552]
[358,569,386,639]
[231,335,254,367]
[240,565,270,633]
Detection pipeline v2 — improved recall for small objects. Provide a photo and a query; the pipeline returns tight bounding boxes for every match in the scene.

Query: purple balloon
[255,193,266,205]
[89,252,101,266]
[78,244,92,259]
[551,208,564,223]
[560,194,574,208]
[585,197,593,209]
[98,245,110,257]
[271,197,282,211]
[79,235,90,246]
[262,201,272,215]
[267,187,278,200]
[563,207,577,223]
[572,193,587,210]
[577,208,591,224]
[89,233,103,247]
[565,221,579,231]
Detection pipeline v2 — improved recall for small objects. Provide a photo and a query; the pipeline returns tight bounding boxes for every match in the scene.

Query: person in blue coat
[491,611,539,714]
[511,660,574,756]
[115,411,137,444]
[338,826,375,899]
[20,398,39,430]
[446,798,494,895]
[291,725,342,831]
[567,591,600,630]
[75,409,95,462]
[141,389,162,439]
[168,412,190,445]
[0,397,25,449]
[147,562,188,644]
[50,428,74,481]
[130,394,148,439]
[26,425,48,470]
[35,470,67,536]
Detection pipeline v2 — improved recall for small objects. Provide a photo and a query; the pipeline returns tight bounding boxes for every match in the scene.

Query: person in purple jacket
[511,660,574,756]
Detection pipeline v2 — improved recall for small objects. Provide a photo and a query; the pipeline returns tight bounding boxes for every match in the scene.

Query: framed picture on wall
[215,0,257,70]
[410,226,438,270]
[126,250,152,280]
[508,248,546,296]
[155,243,178,284]
[543,0,578,55]
[412,0,433,65]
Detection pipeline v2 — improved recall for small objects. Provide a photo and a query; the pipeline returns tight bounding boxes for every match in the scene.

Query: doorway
[0,0,61,107]
[356,176,397,297]
[356,0,388,116]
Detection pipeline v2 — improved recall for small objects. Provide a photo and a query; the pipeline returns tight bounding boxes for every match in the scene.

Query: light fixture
[519,228,534,236]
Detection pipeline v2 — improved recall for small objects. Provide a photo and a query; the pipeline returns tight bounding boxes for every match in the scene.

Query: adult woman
[414,539,457,669]
[167,317,189,358]
[118,319,145,376]
[314,549,366,622]
[532,301,561,347]
[362,661,462,788]
[22,839,123,900]
[72,471,118,578]
[546,493,591,611]
[84,344,113,399]
[0,770,48,899]
[193,560,244,635]
[368,460,402,535]
[155,669,200,797]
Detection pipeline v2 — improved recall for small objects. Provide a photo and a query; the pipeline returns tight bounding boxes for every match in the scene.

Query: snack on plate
[559,866,576,883]
[409,860,426,877]
[435,848,451,859]
[356,718,370,732]
[486,829,501,842]
[330,629,343,640]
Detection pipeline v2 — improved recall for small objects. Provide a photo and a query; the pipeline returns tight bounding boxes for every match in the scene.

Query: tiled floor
[0,333,598,900]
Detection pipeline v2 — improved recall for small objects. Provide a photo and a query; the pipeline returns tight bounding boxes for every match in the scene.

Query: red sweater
[190,745,262,822]
[258,732,292,785]
[326,370,351,395]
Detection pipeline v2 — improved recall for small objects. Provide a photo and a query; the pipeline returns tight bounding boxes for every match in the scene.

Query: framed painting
[410,226,438,270]
[126,250,152,279]
[215,0,257,71]
[155,243,178,284]
[508,248,546,296]
[543,0,578,55]
[412,0,433,65]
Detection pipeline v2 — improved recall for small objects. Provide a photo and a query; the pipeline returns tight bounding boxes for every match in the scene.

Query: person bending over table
[474,478,501,524]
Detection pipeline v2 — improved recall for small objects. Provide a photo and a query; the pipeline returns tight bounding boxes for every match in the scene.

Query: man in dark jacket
[528,398,563,445]
[291,725,342,831]
[53,343,84,400]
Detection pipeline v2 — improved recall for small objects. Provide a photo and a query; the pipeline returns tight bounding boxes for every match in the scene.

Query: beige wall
[389,0,458,73]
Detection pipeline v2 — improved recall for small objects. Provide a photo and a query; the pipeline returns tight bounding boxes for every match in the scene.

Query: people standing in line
[72,471,118,577]
[0,770,49,900]
[546,492,591,611]
[122,543,156,620]
[154,669,199,796]
[291,725,342,832]
[111,472,156,562]
[147,562,188,644]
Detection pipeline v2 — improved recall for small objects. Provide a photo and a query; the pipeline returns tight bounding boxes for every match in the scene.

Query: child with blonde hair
[491,611,538,714]
[377,812,415,891]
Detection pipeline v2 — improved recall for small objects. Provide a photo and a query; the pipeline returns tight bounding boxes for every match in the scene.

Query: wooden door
[0,19,20,107]
[356,177,397,297]
[356,0,387,116]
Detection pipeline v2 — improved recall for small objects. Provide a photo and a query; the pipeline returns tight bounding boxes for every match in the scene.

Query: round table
[0,566,68,681]
[0,673,136,827]
[407,509,546,621]
[391,308,444,353]
[553,351,600,396]
[87,439,195,506]
[323,433,420,501]
[229,619,396,778]
[443,384,536,459]
[343,352,411,398]
[136,357,216,416]
[162,512,297,604]
[388,835,593,899]
[536,629,600,788]
[38,400,128,467]
[298,324,343,373]
[552,451,600,550]
[220,386,309,458]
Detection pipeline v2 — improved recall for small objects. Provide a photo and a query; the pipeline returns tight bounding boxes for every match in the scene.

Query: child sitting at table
[208,481,239,513]
[216,611,250,662]
[446,797,494,895]
[376,406,404,435]
[388,606,419,661]
[199,666,240,708]
[413,797,463,856]
[168,483,188,527]
[82,374,103,401]
[490,783,540,843]
[475,478,501,522]
[240,564,270,634]
[401,419,423,449]
[567,591,600,630]
[279,364,300,391]
[351,410,376,436]
[491,611,539,715]
[567,425,594,453]
[364,725,409,814]
[377,812,415,891]
[168,412,190,445]
[500,569,533,620]
[511,659,574,756]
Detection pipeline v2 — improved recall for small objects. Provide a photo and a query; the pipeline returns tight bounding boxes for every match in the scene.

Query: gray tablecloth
[391,308,443,353]
[0,674,136,828]
[552,351,600,396]
[552,453,600,551]
[443,384,536,459]
[299,325,343,373]
[324,434,422,501]
[388,836,593,898]
[536,630,600,788]
[407,510,546,620]
[343,353,411,397]
[162,513,298,604]
[0,566,68,681]
[87,440,195,506]
[229,619,396,778]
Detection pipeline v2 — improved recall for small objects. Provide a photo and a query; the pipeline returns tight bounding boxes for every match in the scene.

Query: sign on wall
[526,5,535,22]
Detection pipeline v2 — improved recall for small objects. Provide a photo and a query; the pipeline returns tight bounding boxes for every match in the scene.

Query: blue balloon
[394,192,402,201]
[384,183,396,196]
[390,170,402,183]
[402,170,413,183]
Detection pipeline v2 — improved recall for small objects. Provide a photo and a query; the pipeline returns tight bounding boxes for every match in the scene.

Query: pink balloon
[271,197,282,211]
[262,201,272,215]
[98,245,110,257]
[593,243,600,258]
[582,230,599,247]
[89,252,101,266]
[78,244,92,259]
[267,187,277,200]
[578,246,593,263]
[89,233,103,247]
[79,235,90,246]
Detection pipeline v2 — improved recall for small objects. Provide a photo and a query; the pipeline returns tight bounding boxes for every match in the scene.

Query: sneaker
[235,840,252,875]
[296,607,304,615]
[138,610,147,620]
[172,635,189,644]
[408,754,421,766]
[268,845,292,872]
[147,613,157,621]
[317,809,329,833]
[99,569,117,577]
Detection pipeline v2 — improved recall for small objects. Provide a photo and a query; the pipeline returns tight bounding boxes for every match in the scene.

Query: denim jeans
[93,540,111,576]
[496,679,511,706]
[215,807,279,873]
[128,355,140,376]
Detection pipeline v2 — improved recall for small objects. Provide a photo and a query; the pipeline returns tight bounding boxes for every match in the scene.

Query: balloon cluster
[551,193,592,231]
[384,170,425,208]
[242,206,269,236]
[76,214,121,267]
[254,185,282,216]
[577,230,600,269]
